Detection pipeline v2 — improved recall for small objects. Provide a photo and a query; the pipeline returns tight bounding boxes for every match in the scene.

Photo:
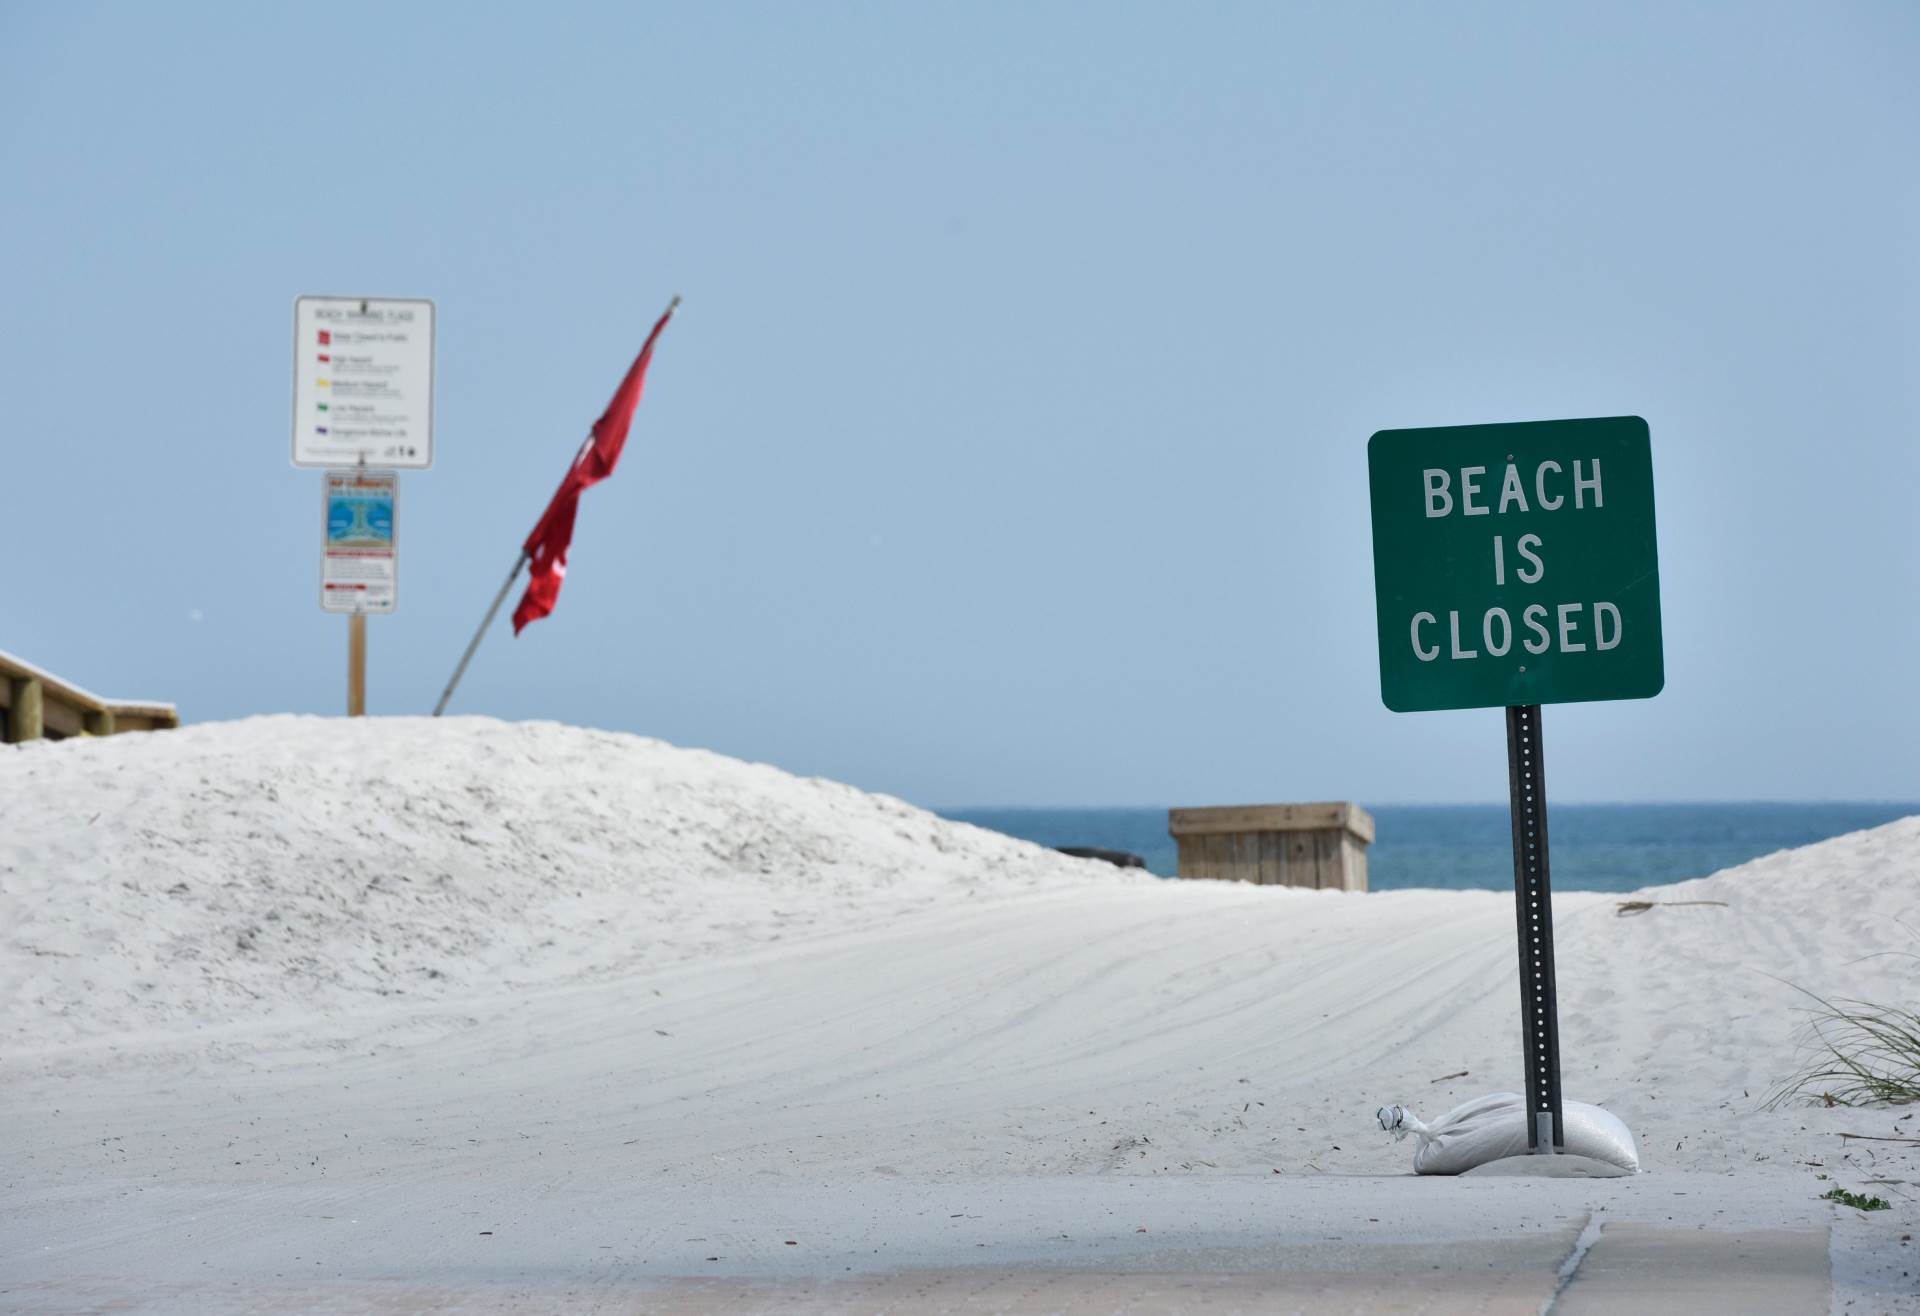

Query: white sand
[2,717,1915,1311]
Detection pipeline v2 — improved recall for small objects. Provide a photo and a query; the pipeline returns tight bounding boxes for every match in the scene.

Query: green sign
[1368,416,1663,713]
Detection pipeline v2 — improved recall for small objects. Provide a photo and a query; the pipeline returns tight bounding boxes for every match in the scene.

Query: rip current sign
[1367,416,1663,713]
[1367,415,1662,1157]
[322,469,398,614]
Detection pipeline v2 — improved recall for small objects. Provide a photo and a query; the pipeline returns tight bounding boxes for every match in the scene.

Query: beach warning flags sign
[1367,416,1664,1156]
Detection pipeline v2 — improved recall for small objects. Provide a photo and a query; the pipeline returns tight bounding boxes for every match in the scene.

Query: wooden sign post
[293,296,434,719]
[347,613,367,717]
[1368,415,1664,1152]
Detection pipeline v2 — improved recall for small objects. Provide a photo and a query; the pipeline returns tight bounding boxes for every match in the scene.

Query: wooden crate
[1167,802,1374,891]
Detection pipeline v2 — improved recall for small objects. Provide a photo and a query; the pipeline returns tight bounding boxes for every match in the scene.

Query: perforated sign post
[1368,415,1663,1153]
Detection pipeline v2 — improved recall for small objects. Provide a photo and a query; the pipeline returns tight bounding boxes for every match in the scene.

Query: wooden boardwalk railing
[0,649,179,743]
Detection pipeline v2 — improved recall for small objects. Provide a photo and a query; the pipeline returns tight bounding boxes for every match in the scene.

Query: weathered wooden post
[1168,803,1374,890]
[8,676,43,743]
[348,613,367,717]
[0,652,176,741]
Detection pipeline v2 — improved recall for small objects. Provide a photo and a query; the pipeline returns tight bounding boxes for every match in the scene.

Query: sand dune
[1,717,1141,1045]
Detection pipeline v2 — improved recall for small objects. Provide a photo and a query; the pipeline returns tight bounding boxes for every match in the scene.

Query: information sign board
[321,470,398,614]
[293,297,434,469]
[1367,416,1663,713]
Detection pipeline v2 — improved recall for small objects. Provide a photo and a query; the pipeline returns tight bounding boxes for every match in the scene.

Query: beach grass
[1767,954,1920,1109]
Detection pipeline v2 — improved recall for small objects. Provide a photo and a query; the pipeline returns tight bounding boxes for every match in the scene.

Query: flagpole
[431,551,528,717]
[429,419,593,718]
[432,294,681,717]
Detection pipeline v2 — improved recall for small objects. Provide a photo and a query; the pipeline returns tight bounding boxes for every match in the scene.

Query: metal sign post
[1367,416,1663,1158]
[1506,704,1562,1151]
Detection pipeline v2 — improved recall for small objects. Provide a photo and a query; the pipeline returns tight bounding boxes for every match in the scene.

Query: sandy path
[2,720,1915,1310]
[7,873,1916,1310]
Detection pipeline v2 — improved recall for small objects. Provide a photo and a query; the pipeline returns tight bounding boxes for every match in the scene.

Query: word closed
[1367,416,1663,712]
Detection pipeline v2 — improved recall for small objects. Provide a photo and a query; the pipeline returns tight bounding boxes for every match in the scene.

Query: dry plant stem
[1615,900,1729,916]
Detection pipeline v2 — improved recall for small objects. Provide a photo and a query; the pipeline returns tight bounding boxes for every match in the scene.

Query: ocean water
[936,803,1918,893]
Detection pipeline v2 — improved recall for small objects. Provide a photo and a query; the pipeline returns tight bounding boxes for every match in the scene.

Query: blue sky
[3,2,1915,806]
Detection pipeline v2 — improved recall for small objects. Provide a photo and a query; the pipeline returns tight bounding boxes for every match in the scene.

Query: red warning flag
[512,299,679,634]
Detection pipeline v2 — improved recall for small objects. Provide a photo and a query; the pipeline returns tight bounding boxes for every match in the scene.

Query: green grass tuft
[1820,1187,1891,1211]
[1766,949,1920,1110]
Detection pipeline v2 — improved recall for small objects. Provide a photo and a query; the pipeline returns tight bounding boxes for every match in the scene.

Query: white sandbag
[1376,1092,1639,1175]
